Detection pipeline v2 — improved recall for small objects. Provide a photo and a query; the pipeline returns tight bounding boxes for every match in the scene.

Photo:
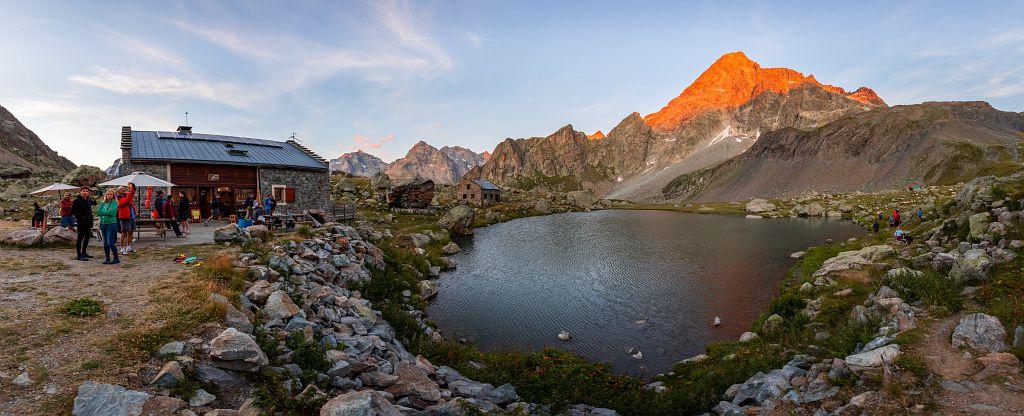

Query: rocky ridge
[477,52,882,200]
[329,150,389,177]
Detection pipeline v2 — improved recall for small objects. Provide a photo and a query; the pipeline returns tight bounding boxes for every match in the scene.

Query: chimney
[120,126,132,150]
[177,125,193,135]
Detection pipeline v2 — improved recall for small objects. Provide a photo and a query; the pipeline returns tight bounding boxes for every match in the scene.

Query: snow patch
[705,126,731,148]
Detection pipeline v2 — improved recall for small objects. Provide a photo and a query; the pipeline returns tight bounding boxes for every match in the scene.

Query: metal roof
[472,179,500,190]
[128,130,327,170]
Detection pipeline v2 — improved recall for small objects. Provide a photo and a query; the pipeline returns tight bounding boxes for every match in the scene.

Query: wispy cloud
[352,133,396,150]
[69,67,251,107]
[97,25,185,65]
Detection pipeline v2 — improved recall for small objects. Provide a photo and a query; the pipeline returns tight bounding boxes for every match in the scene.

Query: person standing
[163,194,182,237]
[893,208,901,228]
[153,190,166,237]
[263,193,276,216]
[199,191,210,226]
[96,189,120,264]
[59,194,75,229]
[177,190,191,236]
[32,202,45,229]
[116,183,136,254]
[70,186,96,261]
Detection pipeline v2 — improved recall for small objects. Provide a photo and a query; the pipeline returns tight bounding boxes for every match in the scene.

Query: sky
[2,0,1023,167]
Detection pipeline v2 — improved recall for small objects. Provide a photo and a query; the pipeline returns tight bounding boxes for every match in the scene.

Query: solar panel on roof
[131,130,326,170]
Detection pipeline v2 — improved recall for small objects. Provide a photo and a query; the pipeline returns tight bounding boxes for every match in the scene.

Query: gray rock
[485,383,518,406]
[952,313,1008,353]
[188,389,216,407]
[844,345,900,374]
[320,390,402,416]
[150,361,184,388]
[968,212,992,240]
[42,226,76,244]
[156,341,185,357]
[449,379,494,399]
[814,245,895,276]
[437,205,476,236]
[442,242,461,255]
[1014,325,1024,348]
[746,199,776,213]
[739,332,759,342]
[949,249,993,282]
[264,290,300,320]
[213,224,250,243]
[714,401,745,416]
[209,328,269,372]
[12,371,32,387]
[72,381,151,416]
[761,314,784,334]
[418,280,438,300]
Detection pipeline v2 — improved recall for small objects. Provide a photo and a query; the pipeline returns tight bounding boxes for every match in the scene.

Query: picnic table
[134,218,176,239]
[265,213,304,230]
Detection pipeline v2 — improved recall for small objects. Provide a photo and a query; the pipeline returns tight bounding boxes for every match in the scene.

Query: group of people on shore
[871,207,923,244]
[62,183,138,264]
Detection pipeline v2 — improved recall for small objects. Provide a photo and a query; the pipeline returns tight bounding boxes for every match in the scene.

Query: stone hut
[457,178,501,206]
[388,178,434,209]
[120,126,329,216]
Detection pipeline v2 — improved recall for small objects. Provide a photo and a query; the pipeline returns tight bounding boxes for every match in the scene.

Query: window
[462,194,467,200]
[272,185,294,204]
[466,184,471,189]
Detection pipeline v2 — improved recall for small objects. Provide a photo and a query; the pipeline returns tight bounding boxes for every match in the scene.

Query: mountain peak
[587,130,606,140]
[643,52,884,130]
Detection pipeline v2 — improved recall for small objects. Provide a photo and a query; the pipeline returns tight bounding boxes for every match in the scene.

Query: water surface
[427,210,863,376]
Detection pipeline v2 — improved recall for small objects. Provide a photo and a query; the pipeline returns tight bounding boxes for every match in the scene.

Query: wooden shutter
[285,188,296,203]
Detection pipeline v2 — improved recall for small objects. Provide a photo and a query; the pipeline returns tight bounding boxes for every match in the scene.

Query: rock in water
[72,381,151,416]
[437,205,476,235]
[320,390,402,416]
[952,313,1008,353]
[558,330,571,341]
[209,328,269,372]
[441,242,461,255]
[745,199,776,213]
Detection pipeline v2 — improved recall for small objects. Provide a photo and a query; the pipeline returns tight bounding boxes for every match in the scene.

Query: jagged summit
[643,51,886,130]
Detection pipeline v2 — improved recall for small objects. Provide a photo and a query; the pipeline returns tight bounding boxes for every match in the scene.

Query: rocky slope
[329,150,389,177]
[385,141,485,184]
[663,101,1024,202]
[476,52,883,200]
[0,105,75,179]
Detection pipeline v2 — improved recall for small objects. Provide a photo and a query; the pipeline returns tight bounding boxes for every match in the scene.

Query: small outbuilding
[458,178,501,206]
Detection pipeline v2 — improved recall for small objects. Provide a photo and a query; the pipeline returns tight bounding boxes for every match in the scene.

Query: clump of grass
[296,225,313,238]
[60,297,103,317]
[885,269,962,316]
[80,360,102,370]
[196,253,248,294]
[241,240,271,264]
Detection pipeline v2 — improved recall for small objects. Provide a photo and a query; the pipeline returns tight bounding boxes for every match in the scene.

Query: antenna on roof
[185,110,189,126]
[287,132,303,143]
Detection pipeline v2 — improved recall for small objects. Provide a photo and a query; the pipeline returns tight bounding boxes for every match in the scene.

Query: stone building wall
[258,167,330,212]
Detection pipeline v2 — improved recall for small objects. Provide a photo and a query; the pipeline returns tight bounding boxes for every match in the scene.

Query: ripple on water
[427,210,864,376]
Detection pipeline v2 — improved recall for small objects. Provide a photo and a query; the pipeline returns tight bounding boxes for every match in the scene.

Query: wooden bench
[133,218,175,239]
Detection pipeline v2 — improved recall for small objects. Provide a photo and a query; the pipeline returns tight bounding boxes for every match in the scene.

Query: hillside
[0,105,75,175]
[476,52,882,199]
[663,101,1024,201]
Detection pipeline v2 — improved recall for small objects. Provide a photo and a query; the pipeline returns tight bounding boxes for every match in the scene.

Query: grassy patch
[60,297,103,317]
[884,269,963,316]
[80,360,102,370]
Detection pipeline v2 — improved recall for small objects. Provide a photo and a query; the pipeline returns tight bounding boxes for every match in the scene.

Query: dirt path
[916,314,1024,414]
[0,243,206,415]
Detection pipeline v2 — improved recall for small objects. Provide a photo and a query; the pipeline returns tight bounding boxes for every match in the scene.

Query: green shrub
[285,332,330,374]
[885,270,962,315]
[61,297,103,317]
[766,292,806,319]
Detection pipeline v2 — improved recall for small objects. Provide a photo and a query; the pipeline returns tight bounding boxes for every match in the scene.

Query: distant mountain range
[470,51,1023,201]
[0,104,75,174]
[330,142,489,184]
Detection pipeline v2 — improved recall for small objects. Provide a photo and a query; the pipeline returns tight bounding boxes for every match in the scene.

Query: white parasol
[29,183,79,196]
[98,172,176,188]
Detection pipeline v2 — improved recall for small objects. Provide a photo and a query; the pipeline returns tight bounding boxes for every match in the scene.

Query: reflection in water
[427,210,864,376]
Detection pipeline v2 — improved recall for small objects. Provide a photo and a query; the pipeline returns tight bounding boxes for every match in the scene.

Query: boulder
[214,224,251,243]
[437,205,476,236]
[418,280,438,300]
[739,332,759,342]
[264,290,300,320]
[442,242,461,255]
[388,179,434,209]
[150,361,184,388]
[42,226,76,245]
[952,313,1008,353]
[140,396,186,415]
[567,190,598,207]
[797,203,824,217]
[244,225,271,242]
[1,228,43,247]
[746,199,776,213]
[320,390,401,416]
[844,345,900,374]
[0,165,31,179]
[968,212,992,240]
[209,328,269,372]
[813,245,895,276]
[948,249,993,282]
[387,362,442,403]
[244,280,275,304]
[534,199,551,214]
[761,314,784,334]
[371,172,393,190]
[63,165,107,187]
[72,381,151,416]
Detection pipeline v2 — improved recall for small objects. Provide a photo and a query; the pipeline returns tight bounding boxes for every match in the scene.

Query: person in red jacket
[892,208,901,228]
[116,183,136,254]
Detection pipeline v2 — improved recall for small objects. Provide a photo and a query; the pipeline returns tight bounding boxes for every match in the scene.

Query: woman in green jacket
[96,189,120,264]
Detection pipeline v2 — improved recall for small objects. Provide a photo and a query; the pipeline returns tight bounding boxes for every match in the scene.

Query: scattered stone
[442,242,461,255]
[558,330,571,341]
[844,345,900,374]
[746,199,776,213]
[156,341,185,357]
[12,371,32,387]
[264,290,300,320]
[213,224,251,243]
[790,251,805,259]
[150,361,184,388]
[739,332,760,342]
